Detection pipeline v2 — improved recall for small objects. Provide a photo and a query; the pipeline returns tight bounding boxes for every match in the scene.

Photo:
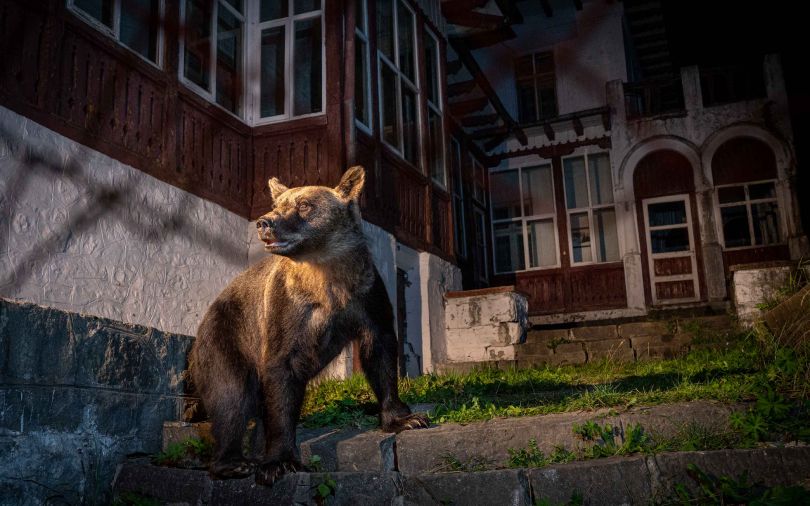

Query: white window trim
[642,194,701,305]
[178,0,247,120]
[354,0,373,134]
[474,208,489,283]
[424,27,446,188]
[377,0,421,167]
[450,137,467,258]
[714,179,785,251]
[68,0,165,69]
[472,157,486,203]
[490,163,561,275]
[251,2,326,124]
[561,150,621,266]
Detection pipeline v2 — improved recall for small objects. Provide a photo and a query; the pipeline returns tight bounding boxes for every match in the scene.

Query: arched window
[712,137,781,249]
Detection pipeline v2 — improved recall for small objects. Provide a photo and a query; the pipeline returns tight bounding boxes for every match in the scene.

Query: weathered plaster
[0,106,248,336]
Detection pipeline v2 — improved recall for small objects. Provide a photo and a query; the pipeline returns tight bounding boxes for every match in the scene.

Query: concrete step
[161,401,742,476]
[113,446,810,505]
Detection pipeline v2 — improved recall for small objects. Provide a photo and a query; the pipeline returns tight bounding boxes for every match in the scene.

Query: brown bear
[190,166,428,486]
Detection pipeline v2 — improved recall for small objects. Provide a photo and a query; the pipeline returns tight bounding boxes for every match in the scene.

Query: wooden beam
[573,0,583,10]
[447,80,477,97]
[443,10,506,30]
[573,117,584,137]
[494,0,524,24]
[447,59,463,75]
[484,133,510,152]
[540,0,553,17]
[543,123,555,141]
[449,36,528,147]
[461,25,517,50]
[461,113,499,128]
[449,96,489,117]
[470,125,509,140]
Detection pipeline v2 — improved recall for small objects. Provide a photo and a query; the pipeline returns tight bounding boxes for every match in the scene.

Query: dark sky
[662,0,809,229]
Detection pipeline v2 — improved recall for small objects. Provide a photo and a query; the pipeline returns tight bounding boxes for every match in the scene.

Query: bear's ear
[335,166,366,202]
[268,177,289,202]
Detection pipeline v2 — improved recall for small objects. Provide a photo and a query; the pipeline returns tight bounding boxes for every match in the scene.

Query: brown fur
[189,166,428,486]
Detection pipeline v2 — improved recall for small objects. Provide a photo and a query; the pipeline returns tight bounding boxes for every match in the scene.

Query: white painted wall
[419,251,463,371]
[0,106,248,336]
[396,243,424,377]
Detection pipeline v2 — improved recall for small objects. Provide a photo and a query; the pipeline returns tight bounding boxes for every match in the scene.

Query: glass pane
[429,109,445,185]
[516,80,536,124]
[588,153,613,205]
[260,26,285,117]
[515,55,533,78]
[354,37,369,125]
[528,219,557,268]
[534,52,554,74]
[650,228,690,254]
[521,165,554,216]
[261,0,288,21]
[474,161,486,202]
[453,195,465,257]
[749,182,776,200]
[718,185,745,204]
[537,84,557,120]
[380,63,399,146]
[356,0,367,34]
[397,2,415,81]
[424,34,439,105]
[293,17,322,115]
[401,86,418,165]
[294,0,320,14]
[647,201,687,227]
[75,0,113,27]
[216,5,242,113]
[451,139,463,196]
[120,0,159,61]
[376,0,394,61]
[563,157,588,209]
[593,208,620,262]
[721,205,751,248]
[752,202,780,245]
[221,0,242,12]
[570,212,592,263]
[184,0,212,90]
[490,171,521,220]
[494,222,525,272]
[476,212,489,279]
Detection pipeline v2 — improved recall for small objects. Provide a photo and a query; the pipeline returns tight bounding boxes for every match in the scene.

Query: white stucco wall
[419,251,463,371]
[0,106,248,336]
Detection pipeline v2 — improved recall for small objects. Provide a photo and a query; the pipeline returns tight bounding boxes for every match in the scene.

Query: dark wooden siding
[711,136,777,185]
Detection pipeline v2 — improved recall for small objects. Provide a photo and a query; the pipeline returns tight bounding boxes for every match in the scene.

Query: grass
[300,341,763,429]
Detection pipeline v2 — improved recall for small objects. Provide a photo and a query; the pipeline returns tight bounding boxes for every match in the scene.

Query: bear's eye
[297,201,311,213]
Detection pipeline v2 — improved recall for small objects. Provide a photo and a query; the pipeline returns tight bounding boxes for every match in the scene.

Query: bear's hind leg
[207,373,258,480]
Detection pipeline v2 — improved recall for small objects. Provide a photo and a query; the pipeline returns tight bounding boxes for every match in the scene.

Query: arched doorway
[634,150,703,305]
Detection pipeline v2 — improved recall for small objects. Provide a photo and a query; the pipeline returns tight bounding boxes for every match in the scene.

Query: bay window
[69,0,163,65]
[717,181,781,248]
[490,165,558,273]
[562,152,620,264]
[377,0,419,166]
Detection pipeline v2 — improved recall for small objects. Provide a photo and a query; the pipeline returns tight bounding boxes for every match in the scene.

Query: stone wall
[0,298,192,505]
[731,263,804,325]
[0,106,249,336]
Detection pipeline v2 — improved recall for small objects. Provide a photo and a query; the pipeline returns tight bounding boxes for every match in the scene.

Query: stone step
[161,401,742,476]
[113,446,810,505]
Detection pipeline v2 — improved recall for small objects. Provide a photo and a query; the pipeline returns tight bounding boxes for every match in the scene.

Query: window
[450,137,466,258]
[377,0,419,166]
[258,0,323,120]
[181,0,244,115]
[717,181,781,248]
[490,165,558,273]
[354,0,372,130]
[472,157,486,203]
[69,0,162,65]
[515,51,557,123]
[425,30,445,187]
[563,152,620,264]
[179,0,323,121]
[474,209,489,283]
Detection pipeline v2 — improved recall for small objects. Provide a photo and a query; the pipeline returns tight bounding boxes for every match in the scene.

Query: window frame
[251,0,326,124]
[68,0,165,68]
[354,0,373,134]
[714,179,784,251]
[561,150,620,267]
[489,163,561,275]
[178,0,247,119]
[376,0,421,168]
[450,137,467,259]
[515,50,558,124]
[424,27,446,188]
[474,207,489,284]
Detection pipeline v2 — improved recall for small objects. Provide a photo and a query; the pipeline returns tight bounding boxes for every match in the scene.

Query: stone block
[525,328,570,345]
[547,351,588,366]
[162,421,213,450]
[445,291,528,329]
[529,456,651,505]
[113,459,211,505]
[405,469,531,506]
[634,344,689,361]
[553,342,584,355]
[618,321,672,338]
[630,333,692,348]
[336,431,396,472]
[487,345,516,361]
[299,428,361,473]
[570,324,618,341]
[732,265,792,324]
[515,341,554,357]
[445,322,524,362]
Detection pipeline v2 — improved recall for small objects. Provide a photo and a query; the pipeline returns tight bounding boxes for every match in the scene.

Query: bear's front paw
[383,412,430,433]
[209,459,256,480]
[255,459,306,486]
